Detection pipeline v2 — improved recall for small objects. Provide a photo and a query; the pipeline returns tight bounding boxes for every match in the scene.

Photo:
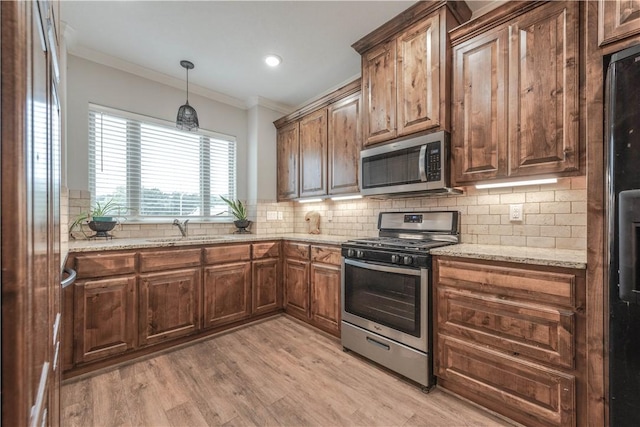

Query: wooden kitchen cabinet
[433,256,586,427]
[277,121,300,200]
[328,92,361,195]
[354,2,470,146]
[299,108,328,198]
[275,80,361,201]
[283,242,342,336]
[283,243,310,321]
[252,242,282,315]
[599,0,640,46]
[451,1,581,185]
[138,268,201,346]
[74,276,137,364]
[203,243,254,327]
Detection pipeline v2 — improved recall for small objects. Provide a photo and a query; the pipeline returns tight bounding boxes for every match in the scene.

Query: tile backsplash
[66,176,586,250]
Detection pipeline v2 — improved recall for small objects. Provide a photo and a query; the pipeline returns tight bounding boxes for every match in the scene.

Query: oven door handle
[344,258,421,276]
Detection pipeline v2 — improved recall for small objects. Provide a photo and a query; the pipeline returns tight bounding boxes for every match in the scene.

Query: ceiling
[61,1,494,113]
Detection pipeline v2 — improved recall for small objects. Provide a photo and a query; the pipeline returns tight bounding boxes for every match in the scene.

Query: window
[89,104,236,220]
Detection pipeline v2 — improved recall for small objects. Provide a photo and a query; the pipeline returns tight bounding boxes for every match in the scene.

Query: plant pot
[233,219,251,234]
[87,220,117,238]
[92,216,114,222]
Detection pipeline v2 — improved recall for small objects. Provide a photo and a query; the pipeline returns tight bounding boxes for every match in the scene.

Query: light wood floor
[61,315,513,426]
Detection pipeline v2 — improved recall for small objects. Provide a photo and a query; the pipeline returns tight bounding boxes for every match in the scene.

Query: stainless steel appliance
[359,131,460,198]
[341,211,459,389]
[606,43,640,426]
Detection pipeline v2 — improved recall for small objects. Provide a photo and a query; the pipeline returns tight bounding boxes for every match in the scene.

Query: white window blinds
[89,105,236,219]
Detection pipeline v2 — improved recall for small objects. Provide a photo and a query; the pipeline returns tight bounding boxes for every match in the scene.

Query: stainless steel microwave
[360,131,458,197]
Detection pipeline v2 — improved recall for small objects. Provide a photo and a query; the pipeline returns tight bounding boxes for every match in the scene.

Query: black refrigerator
[607,43,640,426]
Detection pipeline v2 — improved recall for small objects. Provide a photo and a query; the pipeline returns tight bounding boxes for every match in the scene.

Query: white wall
[247,103,281,203]
[66,55,250,199]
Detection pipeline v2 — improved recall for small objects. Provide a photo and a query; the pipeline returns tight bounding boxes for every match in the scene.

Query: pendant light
[176,60,199,131]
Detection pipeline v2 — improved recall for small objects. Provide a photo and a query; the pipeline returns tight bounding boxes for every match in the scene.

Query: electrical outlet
[277,212,283,220]
[327,210,334,222]
[266,211,277,221]
[509,204,523,222]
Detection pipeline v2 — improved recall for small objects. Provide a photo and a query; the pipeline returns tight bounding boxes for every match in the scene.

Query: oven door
[341,258,428,352]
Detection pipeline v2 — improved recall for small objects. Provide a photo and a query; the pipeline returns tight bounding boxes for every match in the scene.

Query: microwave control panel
[426,142,441,182]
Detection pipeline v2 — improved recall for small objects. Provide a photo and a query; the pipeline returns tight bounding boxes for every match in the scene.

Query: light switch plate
[509,204,523,221]
[266,211,277,221]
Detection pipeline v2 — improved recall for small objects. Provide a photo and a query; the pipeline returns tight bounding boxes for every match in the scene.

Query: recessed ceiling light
[265,54,282,67]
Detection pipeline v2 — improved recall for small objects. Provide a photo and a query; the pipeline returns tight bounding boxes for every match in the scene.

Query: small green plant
[219,196,247,220]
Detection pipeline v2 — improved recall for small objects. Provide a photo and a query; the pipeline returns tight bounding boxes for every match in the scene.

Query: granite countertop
[430,243,587,269]
[68,233,351,253]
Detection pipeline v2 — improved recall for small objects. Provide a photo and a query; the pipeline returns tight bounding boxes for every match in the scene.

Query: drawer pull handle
[366,337,390,351]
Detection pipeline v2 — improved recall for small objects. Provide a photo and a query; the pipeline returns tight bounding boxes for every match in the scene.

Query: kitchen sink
[146,236,225,243]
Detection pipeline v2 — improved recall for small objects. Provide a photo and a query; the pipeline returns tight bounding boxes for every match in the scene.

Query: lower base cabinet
[434,256,586,427]
[252,258,281,315]
[138,268,201,346]
[74,275,137,363]
[203,263,251,328]
[284,242,341,336]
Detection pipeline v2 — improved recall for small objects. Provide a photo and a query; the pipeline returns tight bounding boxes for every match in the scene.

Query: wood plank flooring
[61,316,514,426]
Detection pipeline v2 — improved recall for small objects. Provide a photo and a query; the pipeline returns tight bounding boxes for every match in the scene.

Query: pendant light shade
[176,60,199,131]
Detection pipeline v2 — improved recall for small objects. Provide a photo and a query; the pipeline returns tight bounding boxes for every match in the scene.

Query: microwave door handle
[419,144,427,182]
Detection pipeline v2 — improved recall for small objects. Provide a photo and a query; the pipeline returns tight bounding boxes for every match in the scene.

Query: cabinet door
[452,27,509,184]
[277,121,299,200]
[252,258,282,315]
[328,93,361,195]
[599,0,640,46]
[203,263,251,328]
[508,1,580,177]
[299,109,328,197]
[284,258,310,320]
[397,14,441,136]
[310,263,341,336]
[362,40,397,146]
[139,268,200,346]
[74,276,137,363]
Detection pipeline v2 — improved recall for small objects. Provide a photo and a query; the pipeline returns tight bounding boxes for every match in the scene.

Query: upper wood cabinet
[599,0,640,46]
[275,80,361,201]
[354,2,471,147]
[299,109,328,197]
[328,92,361,195]
[451,1,581,184]
[277,121,300,200]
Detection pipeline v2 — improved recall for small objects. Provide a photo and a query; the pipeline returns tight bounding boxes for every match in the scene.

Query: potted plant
[220,196,250,233]
[69,198,127,238]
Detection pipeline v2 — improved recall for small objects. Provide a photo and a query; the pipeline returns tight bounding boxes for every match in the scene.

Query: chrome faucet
[173,219,189,237]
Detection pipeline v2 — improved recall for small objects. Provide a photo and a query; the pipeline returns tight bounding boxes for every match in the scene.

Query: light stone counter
[68,233,351,253]
[430,243,587,269]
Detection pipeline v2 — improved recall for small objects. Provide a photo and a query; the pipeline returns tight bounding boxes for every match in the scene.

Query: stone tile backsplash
[66,176,586,250]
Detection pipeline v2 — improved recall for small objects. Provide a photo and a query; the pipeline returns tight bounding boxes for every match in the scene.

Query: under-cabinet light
[330,195,363,201]
[475,178,558,189]
[265,54,282,67]
[298,198,324,204]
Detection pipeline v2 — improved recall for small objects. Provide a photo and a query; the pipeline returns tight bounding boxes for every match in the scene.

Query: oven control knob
[391,254,399,264]
[347,249,355,258]
[403,256,413,265]
[356,250,364,259]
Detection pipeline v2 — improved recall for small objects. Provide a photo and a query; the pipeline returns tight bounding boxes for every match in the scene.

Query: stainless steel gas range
[341,211,460,389]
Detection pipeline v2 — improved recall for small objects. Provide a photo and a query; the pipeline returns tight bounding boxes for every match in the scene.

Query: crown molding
[68,45,248,110]
[245,96,293,115]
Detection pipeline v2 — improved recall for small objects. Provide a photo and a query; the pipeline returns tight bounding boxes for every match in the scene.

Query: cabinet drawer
[74,252,136,278]
[283,242,309,260]
[204,244,251,264]
[437,335,575,427]
[310,245,341,266]
[252,242,280,259]
[437,258,577,308]
[437,287,575,368]
[139,248,201,273]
